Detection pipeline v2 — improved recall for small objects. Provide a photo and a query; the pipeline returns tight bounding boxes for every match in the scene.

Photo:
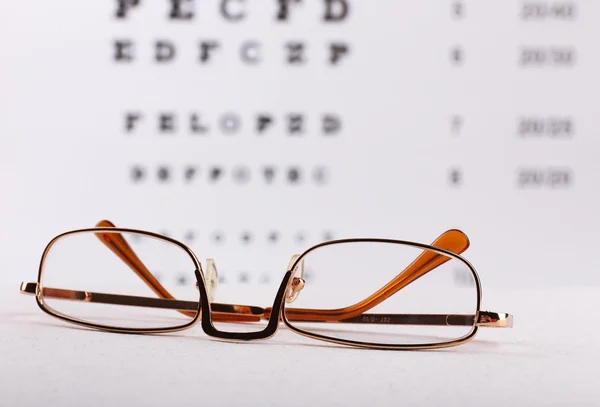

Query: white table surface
[1,283,598,407]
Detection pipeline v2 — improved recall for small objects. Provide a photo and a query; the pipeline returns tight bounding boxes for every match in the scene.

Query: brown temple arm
[19,282,513,327]
[93,220,197,319]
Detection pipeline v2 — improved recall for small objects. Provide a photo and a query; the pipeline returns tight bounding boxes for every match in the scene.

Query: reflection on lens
[40,230,200,330]
[283,241,479,346]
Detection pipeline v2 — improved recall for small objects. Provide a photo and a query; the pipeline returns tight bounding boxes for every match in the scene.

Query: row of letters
[153,270,473,286]
[130,165,330,185]
[113,41,577,67]
[113,1,576,23]
[131,228,335,246]
[114,40,350,65]
[122,113,573,137]
[128,166,572,188]
[115,0,350,22]
[124,112,342,135]
[152,270,306,286]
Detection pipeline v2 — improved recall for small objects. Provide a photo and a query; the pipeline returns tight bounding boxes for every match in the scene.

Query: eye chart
[1,1,598,289]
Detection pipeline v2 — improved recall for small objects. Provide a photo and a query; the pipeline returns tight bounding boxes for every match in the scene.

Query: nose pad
[285,255,305,304]
[286,276,305,303]
[198,258,218,302]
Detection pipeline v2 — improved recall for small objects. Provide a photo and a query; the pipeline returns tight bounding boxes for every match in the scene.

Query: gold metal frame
[31,228,206,335]
[280,239,511,350]
[20,222,513,350]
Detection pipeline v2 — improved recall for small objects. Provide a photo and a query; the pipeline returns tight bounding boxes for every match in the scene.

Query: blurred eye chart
[1,1,599,288]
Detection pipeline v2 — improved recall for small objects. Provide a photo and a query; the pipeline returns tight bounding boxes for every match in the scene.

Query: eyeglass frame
[20,224,513,350]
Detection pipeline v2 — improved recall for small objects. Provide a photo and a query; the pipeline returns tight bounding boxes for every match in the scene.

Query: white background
[1,2,599,406]
[1,0,598,290]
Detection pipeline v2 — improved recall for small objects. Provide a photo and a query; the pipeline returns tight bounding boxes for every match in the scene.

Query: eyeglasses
[20,220,513,350]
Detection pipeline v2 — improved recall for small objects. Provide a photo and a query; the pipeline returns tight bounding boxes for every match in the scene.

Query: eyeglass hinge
[476,311,514,328]
[20,282,38,295]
